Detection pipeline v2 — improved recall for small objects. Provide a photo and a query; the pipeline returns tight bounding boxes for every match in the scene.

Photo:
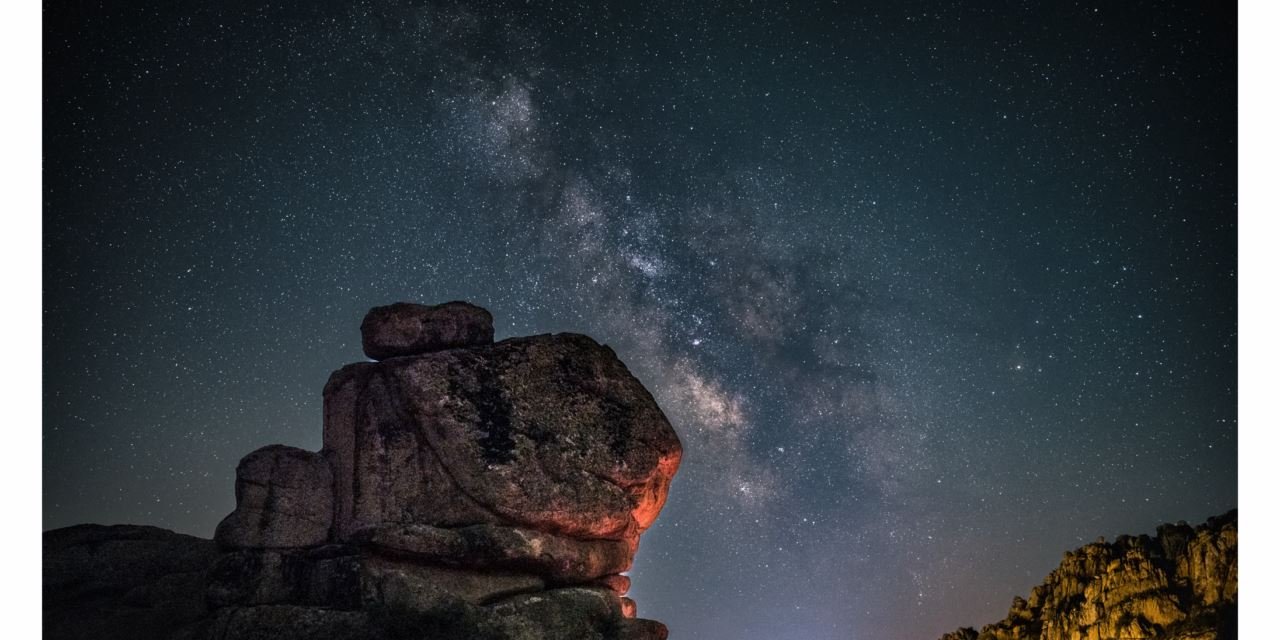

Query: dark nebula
[44,2,1236,638]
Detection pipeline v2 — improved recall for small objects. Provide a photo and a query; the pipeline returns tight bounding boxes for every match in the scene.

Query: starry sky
[43,2,1236,638]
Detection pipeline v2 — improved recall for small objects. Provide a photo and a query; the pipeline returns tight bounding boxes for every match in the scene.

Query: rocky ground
[939,511,1237,640]
[44,301,682,640]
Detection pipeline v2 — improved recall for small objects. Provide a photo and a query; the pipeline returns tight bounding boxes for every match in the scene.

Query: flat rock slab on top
[361,301,494,360]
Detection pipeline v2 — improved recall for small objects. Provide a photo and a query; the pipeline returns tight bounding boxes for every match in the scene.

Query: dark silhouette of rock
[43,525,218,640]
[938,510,1237,640]
[361,300,494,360]
[214,445,333,549]
[44,302,681,640]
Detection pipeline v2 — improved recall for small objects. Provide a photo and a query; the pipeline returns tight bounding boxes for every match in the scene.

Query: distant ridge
[939,510,1236,640]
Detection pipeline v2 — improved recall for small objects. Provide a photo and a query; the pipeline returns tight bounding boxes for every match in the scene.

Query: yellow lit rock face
[1179,524,1237,607]
[938,511,1236,640]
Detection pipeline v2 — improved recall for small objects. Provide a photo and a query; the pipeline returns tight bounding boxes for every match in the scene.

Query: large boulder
[214,445,333,549]
[322,332,682,553]
[361,301,494,360]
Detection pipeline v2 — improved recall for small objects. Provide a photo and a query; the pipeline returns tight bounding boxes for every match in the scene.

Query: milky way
[44,2,1236,638]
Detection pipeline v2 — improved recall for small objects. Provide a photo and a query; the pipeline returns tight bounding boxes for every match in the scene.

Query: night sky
[43,2,1237,638]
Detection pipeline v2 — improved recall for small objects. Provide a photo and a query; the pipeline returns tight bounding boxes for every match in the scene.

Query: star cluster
[44,2,1236,638]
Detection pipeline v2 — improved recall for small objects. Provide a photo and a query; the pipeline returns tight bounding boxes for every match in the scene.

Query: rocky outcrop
[44,302,682,640]
[939,511,1237,640]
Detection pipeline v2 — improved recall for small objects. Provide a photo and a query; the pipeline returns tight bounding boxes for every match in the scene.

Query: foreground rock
[939,510,1236,640]
[43,525,218,640]
[44,302,681,640]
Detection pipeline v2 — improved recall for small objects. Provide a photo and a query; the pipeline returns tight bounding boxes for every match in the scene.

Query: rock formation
[938,510,1236,640]
[44,302,683,640]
